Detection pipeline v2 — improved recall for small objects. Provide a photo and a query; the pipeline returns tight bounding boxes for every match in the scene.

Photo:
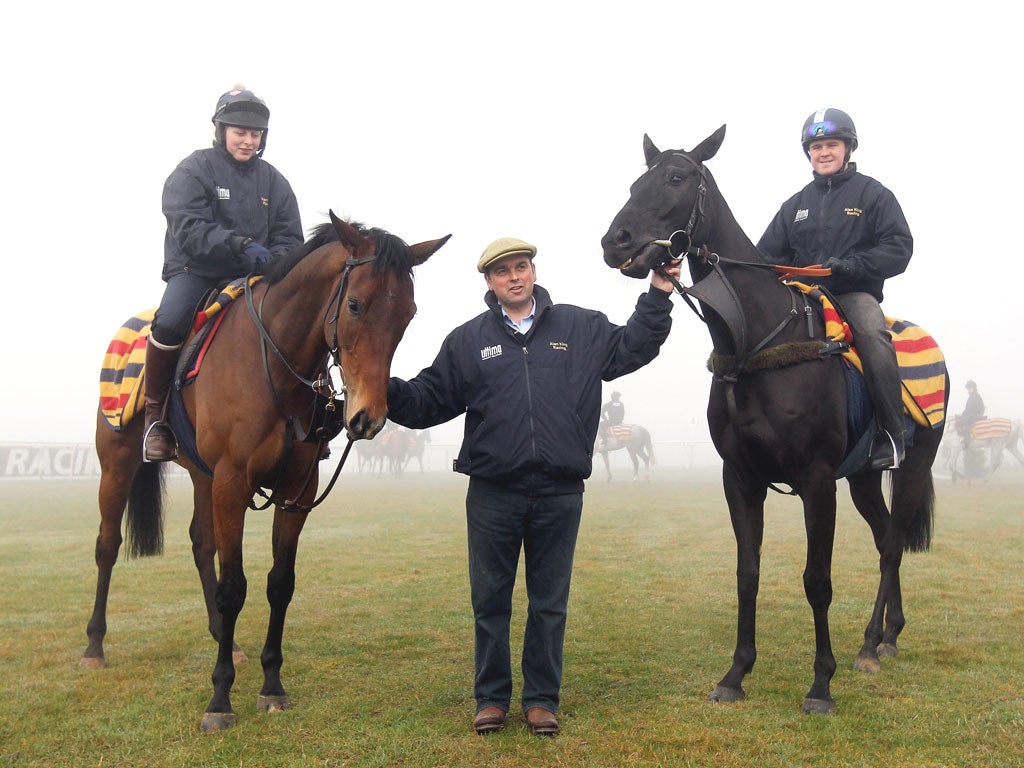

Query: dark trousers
[839,292,904,439]
[465,477,583,714]
[152,273,218,347]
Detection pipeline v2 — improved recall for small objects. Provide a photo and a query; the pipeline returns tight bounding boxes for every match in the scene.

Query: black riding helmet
[212,85,270,156]
[801,107,857,159]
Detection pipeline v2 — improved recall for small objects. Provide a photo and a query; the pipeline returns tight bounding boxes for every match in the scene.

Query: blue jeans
[466,477,583,714]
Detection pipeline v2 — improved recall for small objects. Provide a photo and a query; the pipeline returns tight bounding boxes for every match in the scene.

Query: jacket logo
[794,208,808,223]
[549,341,568,351]
[480,344,503,360]
[216,186,231,201]
[844,207,863,217]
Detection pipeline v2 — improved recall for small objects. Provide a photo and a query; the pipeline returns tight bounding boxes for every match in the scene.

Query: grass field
[0,466,1021,767]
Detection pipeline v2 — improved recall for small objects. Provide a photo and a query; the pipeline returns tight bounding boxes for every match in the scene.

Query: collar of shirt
[501,298,536,334]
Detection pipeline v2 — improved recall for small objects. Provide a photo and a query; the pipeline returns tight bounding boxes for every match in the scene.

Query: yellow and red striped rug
[790,282,947,429]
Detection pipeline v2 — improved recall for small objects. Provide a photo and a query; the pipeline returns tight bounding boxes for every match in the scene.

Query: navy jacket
[387,284,673,495]
[757,163,912,302]
[161,144,303,281]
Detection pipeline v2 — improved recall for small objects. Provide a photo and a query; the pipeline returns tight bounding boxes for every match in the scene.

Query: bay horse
[601,126,947,714]
[84,213,448,731]
[594,423,656,481]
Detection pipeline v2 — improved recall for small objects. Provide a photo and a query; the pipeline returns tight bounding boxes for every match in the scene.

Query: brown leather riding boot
[142,339,181,463]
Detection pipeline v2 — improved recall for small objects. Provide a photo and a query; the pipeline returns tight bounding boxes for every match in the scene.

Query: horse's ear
[408,234,451,267]
[328,209,371,250]
[692,124,727,163]
[642,134,661,167]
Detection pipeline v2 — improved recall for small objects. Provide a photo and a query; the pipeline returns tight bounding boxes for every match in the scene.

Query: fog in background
[2,1,1017,453]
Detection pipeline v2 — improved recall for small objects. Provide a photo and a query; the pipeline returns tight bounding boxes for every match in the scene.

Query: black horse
[601,126,947,714]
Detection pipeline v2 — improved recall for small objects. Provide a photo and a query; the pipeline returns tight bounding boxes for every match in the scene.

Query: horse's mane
[263,219,414,285]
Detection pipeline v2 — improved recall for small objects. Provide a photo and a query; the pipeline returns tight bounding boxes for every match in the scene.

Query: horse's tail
[902,470,935,553]
[124,462,166,558]
[646,430,657,466]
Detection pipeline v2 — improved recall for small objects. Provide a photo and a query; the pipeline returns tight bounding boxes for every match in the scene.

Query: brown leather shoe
[472,706,507,734]
[525,706,559,736]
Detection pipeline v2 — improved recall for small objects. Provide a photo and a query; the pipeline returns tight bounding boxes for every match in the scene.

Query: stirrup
[868,430,903,471]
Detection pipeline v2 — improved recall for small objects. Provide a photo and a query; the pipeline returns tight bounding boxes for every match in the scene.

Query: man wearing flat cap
[388,237,679,736]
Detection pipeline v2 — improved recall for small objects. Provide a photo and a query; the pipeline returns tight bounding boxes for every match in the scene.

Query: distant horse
[601,126,947,714]
[379,427,411,476]
[403,429,431,472]
[947,417,1024,482]
[83,213,447,731]
[594,423,656,481]
[354,436,383,474]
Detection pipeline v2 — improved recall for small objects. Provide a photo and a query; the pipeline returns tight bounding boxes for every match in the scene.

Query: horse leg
[798,473,839,714]
[628,448,640,481]
[82,429,137,667]
[83,421,161,668]
[189,473,247,665]
[847,473,893,673]
[985,446,1002,481]
[257,506,309,714]
[200,478,250,732]
[709,463,766,705]
[601,451,611,481]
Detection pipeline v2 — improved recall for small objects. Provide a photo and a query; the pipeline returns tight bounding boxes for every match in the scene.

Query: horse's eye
[347,297,362,316]
[669,173,684,185]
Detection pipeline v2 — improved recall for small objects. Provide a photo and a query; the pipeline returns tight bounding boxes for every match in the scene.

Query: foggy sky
[2,1,1017,449]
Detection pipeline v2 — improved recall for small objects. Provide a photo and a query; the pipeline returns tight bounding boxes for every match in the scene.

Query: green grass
[1,468,1022,767]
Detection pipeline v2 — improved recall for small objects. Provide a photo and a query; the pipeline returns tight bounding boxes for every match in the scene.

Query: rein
[243,254,376,513]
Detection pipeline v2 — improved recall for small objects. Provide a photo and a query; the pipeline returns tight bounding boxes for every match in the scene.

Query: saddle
[784,282,947,430]
[97,279,257,433]
[703,281,947,478]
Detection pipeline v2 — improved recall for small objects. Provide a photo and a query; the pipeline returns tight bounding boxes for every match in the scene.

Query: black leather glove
[823,257,857,278]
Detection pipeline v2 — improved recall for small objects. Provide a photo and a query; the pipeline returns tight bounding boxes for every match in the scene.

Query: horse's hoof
[257,694,290,713]
[877,642,898,658]
[801,697,836,715]
[853,655,881,674]
[200,712,237,731]
[79,656,106,670]
[708,684,745,703]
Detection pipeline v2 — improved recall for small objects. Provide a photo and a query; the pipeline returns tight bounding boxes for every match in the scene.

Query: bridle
[642,153,828,380]
[243,253,377,513]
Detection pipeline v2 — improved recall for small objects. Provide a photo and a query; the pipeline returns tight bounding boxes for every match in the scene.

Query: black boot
[868,428,905,471]
[143,339,180,463]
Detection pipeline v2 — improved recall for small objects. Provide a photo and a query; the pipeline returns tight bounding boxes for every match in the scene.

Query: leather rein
[242,254,376,513]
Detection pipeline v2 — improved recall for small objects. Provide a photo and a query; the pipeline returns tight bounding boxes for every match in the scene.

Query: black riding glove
[823,257,859,278]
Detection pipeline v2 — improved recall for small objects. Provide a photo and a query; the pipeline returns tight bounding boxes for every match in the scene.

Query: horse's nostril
[614,229,632,248]
[349,409,369,438]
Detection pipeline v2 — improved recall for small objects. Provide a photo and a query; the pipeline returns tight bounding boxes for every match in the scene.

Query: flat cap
[477,237,537,273]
